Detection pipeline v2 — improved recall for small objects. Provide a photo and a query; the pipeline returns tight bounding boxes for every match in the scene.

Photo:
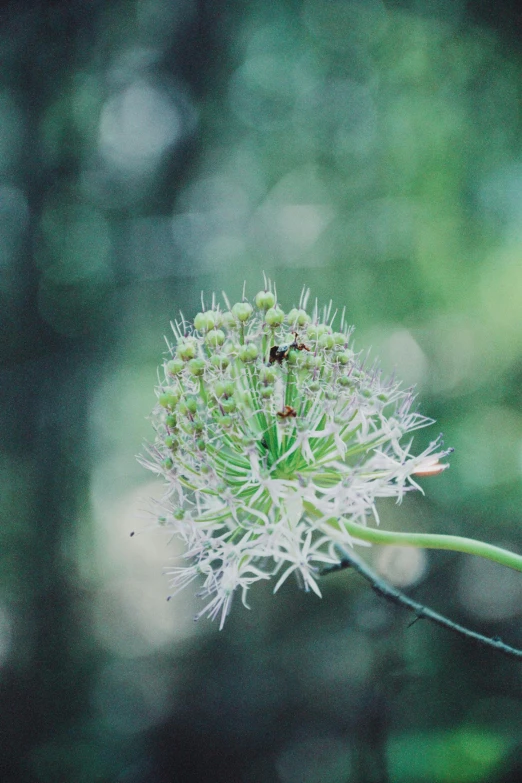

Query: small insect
[269,333,310,364]
[277,405,297,419]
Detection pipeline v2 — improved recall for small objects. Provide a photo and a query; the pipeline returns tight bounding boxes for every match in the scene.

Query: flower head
[139,281,450,628]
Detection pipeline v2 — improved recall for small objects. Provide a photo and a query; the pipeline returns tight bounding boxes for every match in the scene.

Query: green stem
[199,377,207,405]
[341,519,522,572]
[303,502,522,572]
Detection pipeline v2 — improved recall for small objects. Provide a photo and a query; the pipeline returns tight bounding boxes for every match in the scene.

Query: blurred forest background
[2,0,522,781]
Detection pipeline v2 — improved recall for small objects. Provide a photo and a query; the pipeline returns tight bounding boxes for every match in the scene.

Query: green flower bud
[307,324,330,340]
[173,509,185,521]
[205,329,225,347]
[332,332,346,346]
[194,311,216,332]
[222,398,237,414]
[188,358,206,376]
[225,342,240,356]
[216,415,233,429]
[166,358,184,375]
[166,413,177,428]
[176,339,197,360]
[287,308,310,327]
[222,311,237,329]
[197,438,206,451]
[164,435,179,450]
[361,388,373,399]
[318,333,335,350]
[335,351,352,365]
[159,389,180,408]
[265,306,285,327]
[260,384,274,398]
[259,366,277,384]
[377,392,389,402]
[209,353,230,370]
[255,290,276,310]
[231,302,253,322]
[306,354,322,370]
[308,380,320,392]
[192,418,204,433]
[337,375,353,387]
[215,380,234,398]
[238,343,258,362]
[179,397,198,416]
[162,457,173,470]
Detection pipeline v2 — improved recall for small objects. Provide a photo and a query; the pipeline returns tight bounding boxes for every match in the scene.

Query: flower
[138,281,451,628]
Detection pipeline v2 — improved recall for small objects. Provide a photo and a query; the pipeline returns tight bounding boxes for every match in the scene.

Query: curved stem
[303,503,522,573]
[340,518,522,572]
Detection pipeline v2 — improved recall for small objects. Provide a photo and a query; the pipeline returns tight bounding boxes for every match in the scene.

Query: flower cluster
[139,283,450,628]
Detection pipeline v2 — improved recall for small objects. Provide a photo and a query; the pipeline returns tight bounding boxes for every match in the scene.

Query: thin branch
[320,546,522,661]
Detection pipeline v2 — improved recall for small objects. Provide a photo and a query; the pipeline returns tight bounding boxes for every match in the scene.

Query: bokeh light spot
[99,80,181,174]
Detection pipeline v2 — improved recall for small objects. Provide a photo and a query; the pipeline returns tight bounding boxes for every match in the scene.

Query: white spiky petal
[138,282,450,628]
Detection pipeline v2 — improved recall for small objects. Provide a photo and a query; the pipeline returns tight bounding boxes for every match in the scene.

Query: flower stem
[339,518,522,572]
[320,547,522,660]
[302,501,522,572]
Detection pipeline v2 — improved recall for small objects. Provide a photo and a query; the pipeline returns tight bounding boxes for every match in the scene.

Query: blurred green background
[1,1,522,781]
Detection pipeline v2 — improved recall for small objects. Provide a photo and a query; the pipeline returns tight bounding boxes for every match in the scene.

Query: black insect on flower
[269,332,310,364]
